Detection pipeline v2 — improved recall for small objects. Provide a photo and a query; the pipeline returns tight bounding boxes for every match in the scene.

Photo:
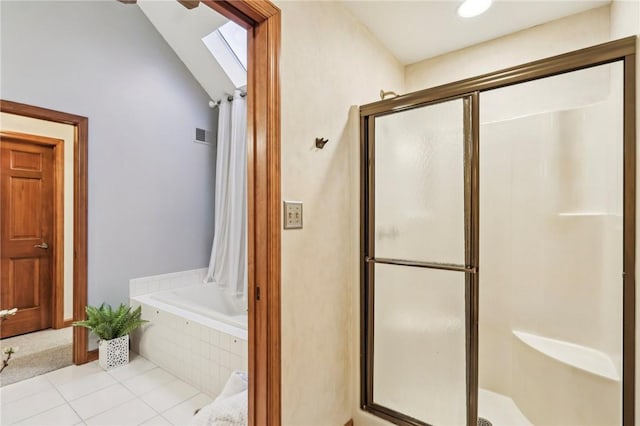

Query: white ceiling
[341,0,611,65]
[138,0,611,100]
[137,0,235,101]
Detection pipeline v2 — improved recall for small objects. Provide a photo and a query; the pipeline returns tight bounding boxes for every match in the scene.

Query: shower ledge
[513,330,619,381]
[558,212,608,217]
[557,212,621,217]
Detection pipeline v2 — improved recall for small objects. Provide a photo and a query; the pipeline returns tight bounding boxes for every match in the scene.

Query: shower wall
[479,62,624,425]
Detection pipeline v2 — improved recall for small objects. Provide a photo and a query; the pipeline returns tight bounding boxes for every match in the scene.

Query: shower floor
[479,388,532,426]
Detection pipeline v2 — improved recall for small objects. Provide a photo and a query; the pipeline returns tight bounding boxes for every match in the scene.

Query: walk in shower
[360,38,636,426]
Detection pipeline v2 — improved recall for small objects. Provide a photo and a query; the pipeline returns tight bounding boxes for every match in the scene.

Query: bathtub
[129,269,248,397]
[151,284,247,331]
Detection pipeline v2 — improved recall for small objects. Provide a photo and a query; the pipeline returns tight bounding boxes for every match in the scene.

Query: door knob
[34,242,49,249]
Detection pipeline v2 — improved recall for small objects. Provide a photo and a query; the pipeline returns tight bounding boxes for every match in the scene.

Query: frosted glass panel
[479,62,623,426]
[373,264,466,425]
[375,99,465,264]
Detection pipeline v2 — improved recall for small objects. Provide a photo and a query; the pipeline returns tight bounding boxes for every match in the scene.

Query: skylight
[202,21,247,89]
[218,22,247,70]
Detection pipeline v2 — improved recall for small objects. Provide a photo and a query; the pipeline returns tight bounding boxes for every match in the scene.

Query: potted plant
[73,303,147,370]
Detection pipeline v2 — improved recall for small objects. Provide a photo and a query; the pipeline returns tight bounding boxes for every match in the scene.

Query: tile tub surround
[0,353,214,426]
[130,298,248,398]
[129,268,208,298]
[130,269,248,397]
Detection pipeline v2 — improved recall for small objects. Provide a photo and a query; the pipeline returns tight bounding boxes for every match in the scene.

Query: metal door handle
[34,242,49,249]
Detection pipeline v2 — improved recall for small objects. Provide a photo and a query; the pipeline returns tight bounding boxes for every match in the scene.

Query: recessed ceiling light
[457,0,493,18]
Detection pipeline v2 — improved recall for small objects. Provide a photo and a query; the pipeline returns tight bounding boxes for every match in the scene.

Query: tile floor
[0,353,214,426]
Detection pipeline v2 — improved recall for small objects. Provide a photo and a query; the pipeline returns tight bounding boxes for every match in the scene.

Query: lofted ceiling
[138,0,612,100]
[341,0,611,65]
[137,0,236,102]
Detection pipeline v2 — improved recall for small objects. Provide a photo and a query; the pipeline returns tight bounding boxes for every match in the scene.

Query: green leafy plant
[73,303,148,341]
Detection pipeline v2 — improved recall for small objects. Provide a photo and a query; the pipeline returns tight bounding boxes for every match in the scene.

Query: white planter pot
[98,335,129,370]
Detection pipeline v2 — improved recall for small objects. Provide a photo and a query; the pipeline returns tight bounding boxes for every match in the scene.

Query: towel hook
[315,137,329,149]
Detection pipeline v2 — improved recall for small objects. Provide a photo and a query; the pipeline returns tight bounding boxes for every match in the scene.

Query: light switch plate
[283,201,303,229]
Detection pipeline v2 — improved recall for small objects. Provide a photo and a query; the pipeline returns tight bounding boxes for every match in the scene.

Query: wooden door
[1,137,54,338]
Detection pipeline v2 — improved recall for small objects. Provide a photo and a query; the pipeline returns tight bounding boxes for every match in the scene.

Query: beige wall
[278,1,639,424]
[1,113,75,321]
[277,1,404,424]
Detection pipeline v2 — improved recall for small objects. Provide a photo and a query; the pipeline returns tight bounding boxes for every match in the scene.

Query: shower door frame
[360,36,636,426]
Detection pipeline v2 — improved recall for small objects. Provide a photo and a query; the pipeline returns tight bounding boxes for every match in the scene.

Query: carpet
[0,327,73,386]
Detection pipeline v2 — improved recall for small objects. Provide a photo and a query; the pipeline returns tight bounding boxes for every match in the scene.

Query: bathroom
[282,2,639,425]
[1,0,249,423]
[1,1,640,426]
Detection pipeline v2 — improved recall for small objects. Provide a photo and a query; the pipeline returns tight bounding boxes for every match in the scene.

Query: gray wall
[1,1,217,307]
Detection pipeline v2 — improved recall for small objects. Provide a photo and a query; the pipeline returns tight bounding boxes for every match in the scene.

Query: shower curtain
[205,90,248,302]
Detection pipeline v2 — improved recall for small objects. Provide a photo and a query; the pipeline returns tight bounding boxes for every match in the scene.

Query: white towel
[192,371,248,426]
[192,390,247,426]
[217,371,248,400]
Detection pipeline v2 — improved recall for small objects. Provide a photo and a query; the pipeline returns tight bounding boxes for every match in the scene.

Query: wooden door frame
[1,130,66,334]
[0,100,89,365]
[200,2,282,424]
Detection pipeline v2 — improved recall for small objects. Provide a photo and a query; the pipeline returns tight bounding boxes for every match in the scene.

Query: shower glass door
[361,38,635,426]
[363,96,476,426]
